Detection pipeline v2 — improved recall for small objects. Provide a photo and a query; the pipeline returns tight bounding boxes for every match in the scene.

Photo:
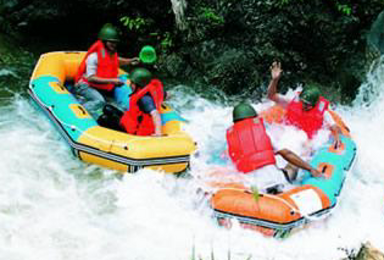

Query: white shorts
[243,165,291,193]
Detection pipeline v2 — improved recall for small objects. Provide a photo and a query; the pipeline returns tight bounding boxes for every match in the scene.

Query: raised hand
[270,61,282,80]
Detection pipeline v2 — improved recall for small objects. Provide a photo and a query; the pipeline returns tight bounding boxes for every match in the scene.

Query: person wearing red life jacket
[226,102,322,193]
[120,68,164,136]
[73,23,139,118]
[266,61,341,147]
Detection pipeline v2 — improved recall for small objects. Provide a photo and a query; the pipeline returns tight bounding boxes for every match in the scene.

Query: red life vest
[285,95,330,138]
[120,79,164,136]
[226,117,276,173]
[75,40,119,91]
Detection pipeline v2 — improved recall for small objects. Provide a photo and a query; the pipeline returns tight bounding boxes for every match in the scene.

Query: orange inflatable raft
[206,105,357,238]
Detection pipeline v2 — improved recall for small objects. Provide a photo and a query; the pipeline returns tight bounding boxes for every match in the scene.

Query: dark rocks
[344,242,384,260]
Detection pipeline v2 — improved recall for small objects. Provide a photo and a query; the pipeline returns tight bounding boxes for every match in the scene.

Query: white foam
[1,58,384,259]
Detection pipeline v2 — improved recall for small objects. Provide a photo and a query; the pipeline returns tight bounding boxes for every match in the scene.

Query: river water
[0,55,384,260]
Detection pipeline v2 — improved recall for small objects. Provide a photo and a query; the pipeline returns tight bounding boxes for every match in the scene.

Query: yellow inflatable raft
[28,51,196,173]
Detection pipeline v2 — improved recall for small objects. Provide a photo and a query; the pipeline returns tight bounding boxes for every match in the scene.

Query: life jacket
[285,95,330,138]
[226,117,276,173]
[120,79,164,136]
[75,40,119,91]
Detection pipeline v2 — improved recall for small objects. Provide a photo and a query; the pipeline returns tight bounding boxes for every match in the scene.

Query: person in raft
[266,61,341,148]
[119,68,164,137]
[226,102,322,193]
[73,23,139,118]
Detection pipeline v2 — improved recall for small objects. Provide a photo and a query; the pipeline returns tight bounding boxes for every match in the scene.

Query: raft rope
[30,86,185,149]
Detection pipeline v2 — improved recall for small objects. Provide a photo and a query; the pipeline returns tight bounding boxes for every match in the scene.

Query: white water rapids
[1,58,384,260]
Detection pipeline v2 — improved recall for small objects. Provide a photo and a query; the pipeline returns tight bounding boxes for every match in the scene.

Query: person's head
[299,86,320,111]
[232,102,258,123]
[139,45,157,64]
[98,23,120,53]
[130,68,152,88]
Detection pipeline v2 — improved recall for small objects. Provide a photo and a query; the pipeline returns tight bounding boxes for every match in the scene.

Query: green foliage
[274,0,354,16]
[200,7,225,26]
[160,32,173,50]
[336,4,352,15]
[275,0,303,7]
[145,31,174,54]
[181,0,384,101]
[119,16,149,32]
[250,185,260,203]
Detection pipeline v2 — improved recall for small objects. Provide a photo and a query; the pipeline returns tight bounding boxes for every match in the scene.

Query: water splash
[1,58,384,259]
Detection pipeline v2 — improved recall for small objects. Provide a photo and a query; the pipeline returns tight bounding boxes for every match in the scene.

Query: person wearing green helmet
[120,68,166,136]
[226,102,322,193]
[73,23,140,118]
[266,61,341,147]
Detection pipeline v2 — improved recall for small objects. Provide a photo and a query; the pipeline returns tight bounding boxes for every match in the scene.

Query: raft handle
[78,106,87,115]
[322,165,327,173]
[58,84,66,92]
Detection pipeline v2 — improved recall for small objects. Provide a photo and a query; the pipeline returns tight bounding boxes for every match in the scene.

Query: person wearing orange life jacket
[73,23,139,118]
[226,102,322,193]
[267,61,342,148]
[120,68,164,136]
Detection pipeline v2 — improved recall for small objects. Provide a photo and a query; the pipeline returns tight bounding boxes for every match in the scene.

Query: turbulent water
[1,57,384,260]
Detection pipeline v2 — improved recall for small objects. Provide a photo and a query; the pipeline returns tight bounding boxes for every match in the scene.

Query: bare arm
[324,110,342,148]
[150,109,162,136]
[87,75,123,86]
[276,148,322,177]
[330,124,342,148]
[119,57,140,66]
[267,61,282,102]
[266,61,291,108]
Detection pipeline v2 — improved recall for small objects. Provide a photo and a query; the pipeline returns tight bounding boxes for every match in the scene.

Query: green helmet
[139,45,157,64]
[98,23,120,42]
[130,68,152,87]
[300,86,320,106]
[232,102,258,122]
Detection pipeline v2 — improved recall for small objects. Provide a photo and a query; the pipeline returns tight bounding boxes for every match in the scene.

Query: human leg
[281,164,299,183]
[113,85,132,110]
[150,109,162,136]
[73,83,106,118]
[246,165,291,194]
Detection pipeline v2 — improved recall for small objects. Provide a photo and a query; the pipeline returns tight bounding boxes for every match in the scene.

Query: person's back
[226,103,286,192]
[227,111,276,173]
[120,68,164,136]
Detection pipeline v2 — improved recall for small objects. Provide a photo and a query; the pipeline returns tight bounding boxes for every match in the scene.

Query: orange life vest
[75,40,119,91]
[120,79,164,136]
[285,95,329,138]
[226,117,276,173]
